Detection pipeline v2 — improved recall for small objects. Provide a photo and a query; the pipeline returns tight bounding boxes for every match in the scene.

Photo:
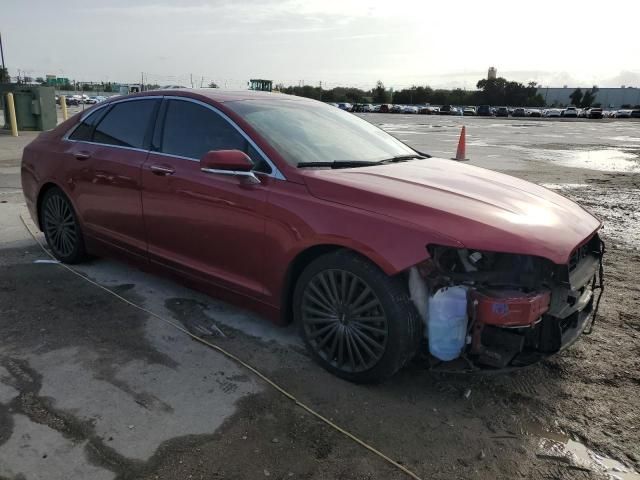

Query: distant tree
[430,89,450,105]
[580,87,599,108]
[35,76,45,85]
[103,83,113,92]
[634,104,640,109]
[477,77,508,105]
[320,89,336,102]
[477,77,542,106]
[0,67,9,83]
[208,82,219,88]
[620,104,632,109]
[301,84,322,100]
[569,88,583,106]
[372,81,389,103]
[281,84,327,101]
[278,76,544,108]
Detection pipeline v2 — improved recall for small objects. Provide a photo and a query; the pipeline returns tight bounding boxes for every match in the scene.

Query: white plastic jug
[428,286,468,361]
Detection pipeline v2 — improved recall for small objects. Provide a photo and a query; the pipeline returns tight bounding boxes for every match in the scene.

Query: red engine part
[470,289,551,327]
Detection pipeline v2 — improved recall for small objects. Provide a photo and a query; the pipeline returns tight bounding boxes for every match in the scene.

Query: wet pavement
[360,114,640,249]
[362,114,640,173]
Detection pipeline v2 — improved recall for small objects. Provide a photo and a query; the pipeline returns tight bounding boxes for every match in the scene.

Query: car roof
[118,88,312,104]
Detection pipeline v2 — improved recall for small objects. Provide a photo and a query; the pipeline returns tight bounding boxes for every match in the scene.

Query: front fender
[262,180,463,308]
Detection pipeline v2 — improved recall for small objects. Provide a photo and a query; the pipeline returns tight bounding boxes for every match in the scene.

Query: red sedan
[21,90,604,382]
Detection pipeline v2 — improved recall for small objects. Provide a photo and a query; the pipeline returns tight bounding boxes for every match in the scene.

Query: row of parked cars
[55,94,108,106]
[522,107,640,119]
[332,102,640,119]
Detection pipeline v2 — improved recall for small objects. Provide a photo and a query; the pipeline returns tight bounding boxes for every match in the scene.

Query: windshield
[225,98,416,166]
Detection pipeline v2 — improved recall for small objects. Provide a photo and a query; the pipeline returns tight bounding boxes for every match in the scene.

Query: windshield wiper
[297,160,380,169]
[376,153,429,164]
[297,153,430,169]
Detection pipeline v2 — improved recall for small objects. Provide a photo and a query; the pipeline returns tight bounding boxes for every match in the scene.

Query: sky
[2,0,640,90]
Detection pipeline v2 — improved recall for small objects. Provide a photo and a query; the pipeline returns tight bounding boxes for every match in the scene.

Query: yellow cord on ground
[19,214,423,480]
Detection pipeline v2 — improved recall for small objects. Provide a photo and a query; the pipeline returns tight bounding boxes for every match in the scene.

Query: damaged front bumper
[419,233,605,371]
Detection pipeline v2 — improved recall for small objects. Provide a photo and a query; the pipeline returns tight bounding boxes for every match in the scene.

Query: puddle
[530,133,566,138]
[608,136,640,143]
[536,148,640,172]
[467,140,492,147]
[525,423,640,479]
[484,123,545,129]
[540,183,589,189]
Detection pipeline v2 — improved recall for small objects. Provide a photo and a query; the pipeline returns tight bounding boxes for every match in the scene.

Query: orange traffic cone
[453,126,468,161]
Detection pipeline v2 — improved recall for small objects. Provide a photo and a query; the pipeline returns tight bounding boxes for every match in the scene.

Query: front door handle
[74,151,91,161]
[150,165,175,176]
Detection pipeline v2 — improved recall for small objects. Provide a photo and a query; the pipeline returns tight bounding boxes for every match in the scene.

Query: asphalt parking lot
[1,111,639,480]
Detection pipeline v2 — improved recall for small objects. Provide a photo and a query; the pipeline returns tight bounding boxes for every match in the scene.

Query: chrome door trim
[201,167,261,184]
[149,164,176,175]
[63,96,163,141]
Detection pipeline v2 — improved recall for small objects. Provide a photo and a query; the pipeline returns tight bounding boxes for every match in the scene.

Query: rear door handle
[74,151,91,161]
[150,164,175,176]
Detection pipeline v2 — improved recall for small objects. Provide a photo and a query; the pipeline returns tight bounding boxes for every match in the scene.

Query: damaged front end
[413,233,605,371]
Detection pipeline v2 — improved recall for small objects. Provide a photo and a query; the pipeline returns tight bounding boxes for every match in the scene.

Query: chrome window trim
[63,95,286,181]
[64,138,150,154]
[146,150,273,179]
[201,167,261,184]
[63,96,163,141]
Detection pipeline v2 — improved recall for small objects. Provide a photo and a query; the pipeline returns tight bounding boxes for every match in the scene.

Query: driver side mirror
[200,150,260,184]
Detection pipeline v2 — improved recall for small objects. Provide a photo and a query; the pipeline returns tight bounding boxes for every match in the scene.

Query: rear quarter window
[92,99,158,149]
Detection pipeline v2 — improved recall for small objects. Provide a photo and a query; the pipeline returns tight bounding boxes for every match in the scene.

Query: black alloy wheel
[294,250,421,383]
[301,269,389,373]
[41,187,87,263]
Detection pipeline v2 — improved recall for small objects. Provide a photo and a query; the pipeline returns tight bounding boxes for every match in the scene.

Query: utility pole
[190,73,194,88]
[141,72,144,91]
[0,32,6,82]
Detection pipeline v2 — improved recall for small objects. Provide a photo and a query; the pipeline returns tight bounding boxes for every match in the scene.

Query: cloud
[602,70,640,88]
[333,33,389,40]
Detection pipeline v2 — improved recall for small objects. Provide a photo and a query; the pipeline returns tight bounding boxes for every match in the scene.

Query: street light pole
[0,32,6,69]
[0,32,7,82]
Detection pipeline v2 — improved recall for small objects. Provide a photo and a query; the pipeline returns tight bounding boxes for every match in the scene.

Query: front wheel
[294,250,421,383]
[40,187,88,264]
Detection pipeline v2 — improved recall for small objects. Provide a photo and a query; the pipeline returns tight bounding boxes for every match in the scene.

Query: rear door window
[93,99,158,149]
[69,108,107,141]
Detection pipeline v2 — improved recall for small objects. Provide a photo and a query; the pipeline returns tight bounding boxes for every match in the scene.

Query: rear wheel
[294,250,421,383]
[40,187,87,264]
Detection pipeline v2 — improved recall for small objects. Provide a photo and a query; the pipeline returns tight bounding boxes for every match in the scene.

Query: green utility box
[1,84,57,131]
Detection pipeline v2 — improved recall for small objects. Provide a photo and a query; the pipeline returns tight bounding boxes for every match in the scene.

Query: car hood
[301,158,601,264]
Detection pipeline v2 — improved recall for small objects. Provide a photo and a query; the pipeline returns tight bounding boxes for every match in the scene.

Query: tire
[293,250,422,383]
[40,187,88,264]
